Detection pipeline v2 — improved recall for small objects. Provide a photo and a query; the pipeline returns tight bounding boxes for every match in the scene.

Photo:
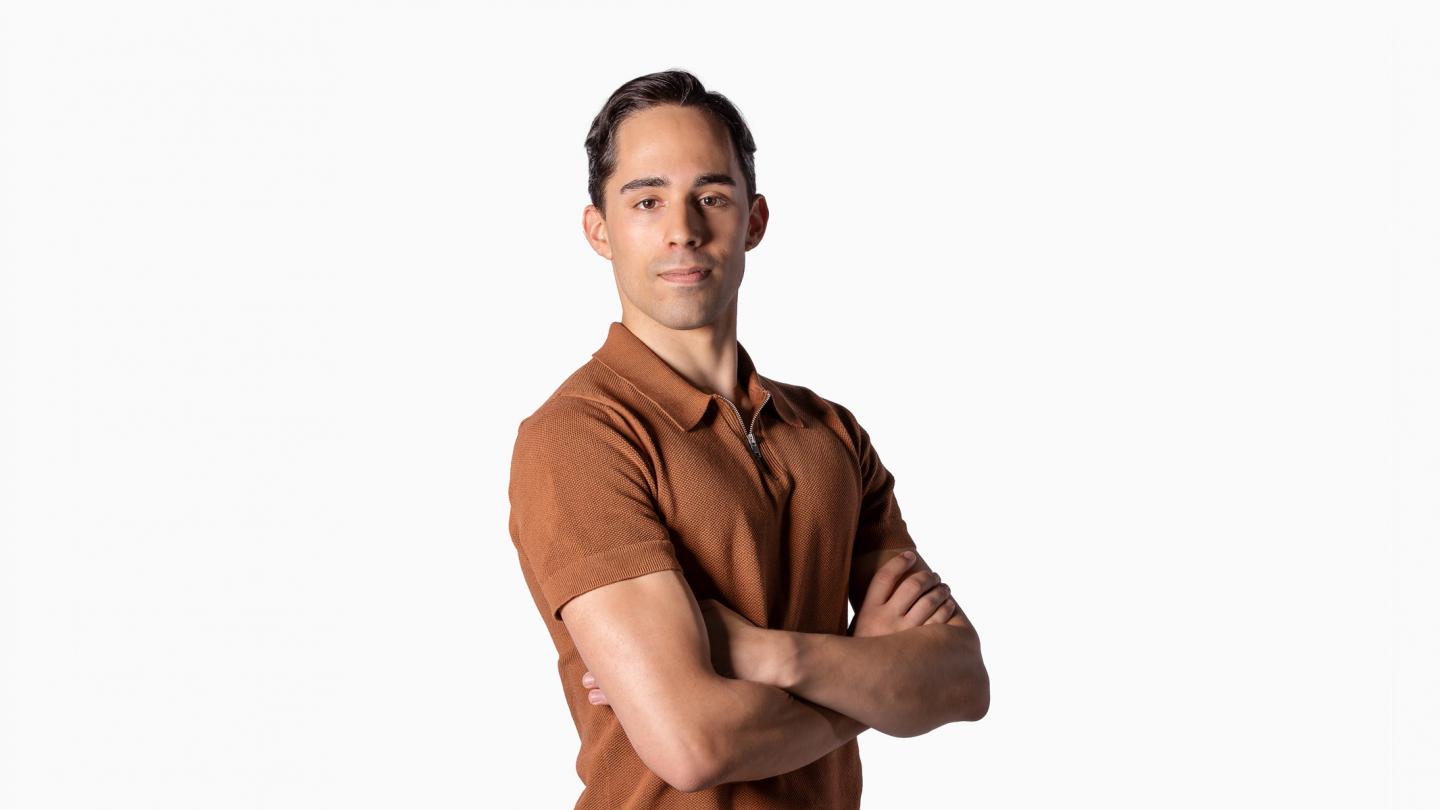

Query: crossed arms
[557,547,990,793]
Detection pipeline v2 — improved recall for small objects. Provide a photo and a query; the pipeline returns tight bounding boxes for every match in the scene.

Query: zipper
[716,390,772,476]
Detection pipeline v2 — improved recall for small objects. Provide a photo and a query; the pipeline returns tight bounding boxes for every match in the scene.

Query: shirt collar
[591,321,808,432]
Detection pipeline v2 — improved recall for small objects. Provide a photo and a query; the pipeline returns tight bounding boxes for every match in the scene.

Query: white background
[2,1,1433,807]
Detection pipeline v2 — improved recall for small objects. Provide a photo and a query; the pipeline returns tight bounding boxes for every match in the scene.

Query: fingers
[921,594,959,625]
[862,550,918,607]
[890,569,944,614]
[903,577,951,621]
[583,670,609,705]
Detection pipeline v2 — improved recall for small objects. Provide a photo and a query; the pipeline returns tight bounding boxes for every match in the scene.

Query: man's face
[583,104,767,331]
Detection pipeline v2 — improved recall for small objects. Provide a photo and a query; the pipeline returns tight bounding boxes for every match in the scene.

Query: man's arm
[797,403,988,734]
[721,548,989,738]
[777,615,988,737]
[558,568,870,792]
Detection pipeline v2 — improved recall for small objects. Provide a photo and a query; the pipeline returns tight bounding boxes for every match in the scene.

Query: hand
[582,598,774,707]
[849,551,957,638]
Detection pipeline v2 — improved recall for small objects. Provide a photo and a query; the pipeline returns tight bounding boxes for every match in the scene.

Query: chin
[642,302,723,332]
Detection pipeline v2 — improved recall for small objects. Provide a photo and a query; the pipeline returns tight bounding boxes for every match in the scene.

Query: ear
[582,204,613,260]
[744,193,769,251]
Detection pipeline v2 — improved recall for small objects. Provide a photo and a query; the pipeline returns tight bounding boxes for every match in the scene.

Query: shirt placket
[715,389,773,479]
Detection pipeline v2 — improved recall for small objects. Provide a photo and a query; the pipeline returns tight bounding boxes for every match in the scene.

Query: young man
[507,70,989,808]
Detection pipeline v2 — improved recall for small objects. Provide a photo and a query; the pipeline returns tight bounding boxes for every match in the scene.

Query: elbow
[639,718,726,794]
[666,761,722,794]
[964,689,990,722]
[656,766,710,795]
[677,718,733,792]
[661,678,746,792]
[960,661,990,722]
[652,730,725,793]
[669,691,750,792]
[647,756,711,794]
[947,624,989,723]
[624,677,736,793]
[896,672,987,736]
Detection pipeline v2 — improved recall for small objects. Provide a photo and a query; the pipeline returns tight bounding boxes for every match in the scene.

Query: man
[507,70,989,808]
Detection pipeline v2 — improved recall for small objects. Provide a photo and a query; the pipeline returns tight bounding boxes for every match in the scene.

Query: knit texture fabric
[508,321,918,809]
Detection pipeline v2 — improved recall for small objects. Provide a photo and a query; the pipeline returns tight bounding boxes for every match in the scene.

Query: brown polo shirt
[507,320,918,809]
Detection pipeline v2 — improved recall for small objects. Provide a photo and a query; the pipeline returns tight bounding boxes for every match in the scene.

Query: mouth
[659,267,711,285]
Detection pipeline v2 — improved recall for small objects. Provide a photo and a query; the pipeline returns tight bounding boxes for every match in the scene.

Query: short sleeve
[507,398,682,621]
[834,402,918,557]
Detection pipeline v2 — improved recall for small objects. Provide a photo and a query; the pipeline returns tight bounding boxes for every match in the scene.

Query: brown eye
[637,199,658,210]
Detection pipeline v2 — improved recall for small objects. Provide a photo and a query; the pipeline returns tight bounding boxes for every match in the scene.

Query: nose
[666,198,708,249]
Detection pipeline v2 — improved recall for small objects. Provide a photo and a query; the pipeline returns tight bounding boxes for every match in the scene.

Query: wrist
[765,628,805,691]
[733,625,802,689]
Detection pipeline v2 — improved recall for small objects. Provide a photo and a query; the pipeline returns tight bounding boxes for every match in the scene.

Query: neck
[619,300,747,406]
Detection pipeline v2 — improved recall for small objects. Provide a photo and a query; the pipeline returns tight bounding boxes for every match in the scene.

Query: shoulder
[514,359,642,440]
[762,375,867,456]
[511,361,658,475]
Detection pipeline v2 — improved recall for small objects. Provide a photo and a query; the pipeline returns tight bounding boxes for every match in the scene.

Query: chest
[649,415,862,632]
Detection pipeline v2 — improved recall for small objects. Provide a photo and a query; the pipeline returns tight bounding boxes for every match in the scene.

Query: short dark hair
[584,69,758,215]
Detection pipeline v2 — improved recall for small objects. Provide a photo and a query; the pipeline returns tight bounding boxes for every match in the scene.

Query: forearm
[768,623,989,737]
[693,675,869,790]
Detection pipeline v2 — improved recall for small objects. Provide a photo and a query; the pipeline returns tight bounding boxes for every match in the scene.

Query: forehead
[610,104,738,178]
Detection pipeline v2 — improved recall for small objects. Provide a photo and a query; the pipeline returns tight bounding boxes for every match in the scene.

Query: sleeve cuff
[540,539,683,622]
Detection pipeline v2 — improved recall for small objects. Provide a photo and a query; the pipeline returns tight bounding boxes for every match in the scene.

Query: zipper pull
[745,432,769,476]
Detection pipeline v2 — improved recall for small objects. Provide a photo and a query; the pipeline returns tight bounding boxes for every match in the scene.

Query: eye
[636,198,658,210]
[700,195,729,207]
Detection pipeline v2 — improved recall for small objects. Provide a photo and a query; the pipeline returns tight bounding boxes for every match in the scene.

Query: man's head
[582,70,769,332]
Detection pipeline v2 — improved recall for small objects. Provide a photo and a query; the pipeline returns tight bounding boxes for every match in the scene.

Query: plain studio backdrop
[2,1,1433,808]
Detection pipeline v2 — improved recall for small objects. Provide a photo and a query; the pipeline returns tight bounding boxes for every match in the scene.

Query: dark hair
[585,70,758,215]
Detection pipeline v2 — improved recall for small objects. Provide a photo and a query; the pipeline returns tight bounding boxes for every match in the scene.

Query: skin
[558,103,988,793]
[581,102,769,418]
[586,550,959,695]
[693,576,988,738]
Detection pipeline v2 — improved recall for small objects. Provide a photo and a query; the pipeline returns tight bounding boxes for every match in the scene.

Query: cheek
[610,220,658,256]
[602,228,636,263]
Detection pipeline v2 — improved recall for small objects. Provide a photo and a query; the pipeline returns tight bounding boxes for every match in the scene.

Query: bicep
[559,568,724,789]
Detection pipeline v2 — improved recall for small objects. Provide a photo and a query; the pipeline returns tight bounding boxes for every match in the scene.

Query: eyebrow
[617,173,737,195]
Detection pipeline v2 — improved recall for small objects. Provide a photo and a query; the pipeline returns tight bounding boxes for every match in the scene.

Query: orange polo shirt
[507,320,918,809]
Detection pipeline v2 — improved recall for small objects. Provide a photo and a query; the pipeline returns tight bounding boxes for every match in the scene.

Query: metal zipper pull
[744,431,768,476]
[744,391,772,476]
[718,390,772,477]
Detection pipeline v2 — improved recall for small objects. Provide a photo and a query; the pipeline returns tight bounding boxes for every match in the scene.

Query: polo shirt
[507,320,918,809]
